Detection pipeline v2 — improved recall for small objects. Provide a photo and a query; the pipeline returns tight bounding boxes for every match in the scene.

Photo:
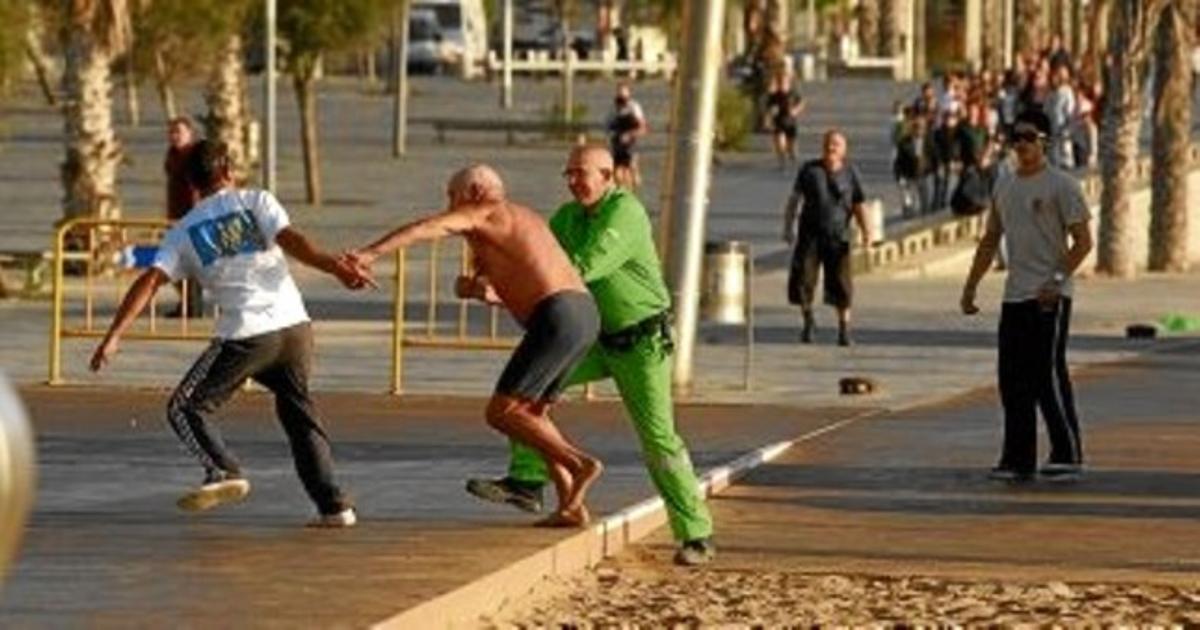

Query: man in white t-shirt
[960,109,1093,484]
[90,140,373,527]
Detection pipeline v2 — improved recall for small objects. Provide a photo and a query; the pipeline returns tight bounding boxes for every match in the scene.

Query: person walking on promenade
[782,129,870,346]
[163,116,203,318]
[90,140,369,526]
[350,165,604,527]
[464,146,716,566]
[960,109,1093,483]
[606,82,648,189]
[765,72,805,170]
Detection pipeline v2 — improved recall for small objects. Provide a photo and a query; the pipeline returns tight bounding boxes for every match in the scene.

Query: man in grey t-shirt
[960,109,1093,483]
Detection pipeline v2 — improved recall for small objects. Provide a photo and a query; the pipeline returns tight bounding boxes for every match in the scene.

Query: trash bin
[856,199,885,246]
[701,241,749,325]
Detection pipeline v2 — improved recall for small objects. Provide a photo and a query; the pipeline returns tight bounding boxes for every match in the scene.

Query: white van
[413,0,488,78]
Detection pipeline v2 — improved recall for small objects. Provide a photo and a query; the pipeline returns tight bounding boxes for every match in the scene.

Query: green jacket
[549,187,670,334]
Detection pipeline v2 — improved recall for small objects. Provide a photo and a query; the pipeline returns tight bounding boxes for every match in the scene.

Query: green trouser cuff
[507,439,549,486]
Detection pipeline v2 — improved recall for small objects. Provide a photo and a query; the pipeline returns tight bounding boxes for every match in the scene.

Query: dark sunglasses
[1012,130,1042,144]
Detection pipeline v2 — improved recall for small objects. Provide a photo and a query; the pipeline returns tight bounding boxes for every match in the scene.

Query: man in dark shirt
[782,129,870,346]
[163,117,203,318]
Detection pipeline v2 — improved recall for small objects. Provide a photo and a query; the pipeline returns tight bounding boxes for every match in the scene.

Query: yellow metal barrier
[388,239,519,395]
[48,217,210,385]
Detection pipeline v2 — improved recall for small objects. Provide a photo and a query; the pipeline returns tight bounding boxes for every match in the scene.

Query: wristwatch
[1051,271,1067,285]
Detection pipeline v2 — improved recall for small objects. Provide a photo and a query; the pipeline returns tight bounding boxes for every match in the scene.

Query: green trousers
[507,333,714,543]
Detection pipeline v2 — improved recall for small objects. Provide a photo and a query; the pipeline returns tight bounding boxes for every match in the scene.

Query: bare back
[465,202,586,323]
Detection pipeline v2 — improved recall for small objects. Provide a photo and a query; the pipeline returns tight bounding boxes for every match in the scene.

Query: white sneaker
[177,478,251,512]
[307,508,357,528]
[1040,462,1084,482]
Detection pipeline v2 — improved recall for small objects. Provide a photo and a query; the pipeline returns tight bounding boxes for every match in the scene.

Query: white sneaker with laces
[177,478,251,513]
[307,508,357,528]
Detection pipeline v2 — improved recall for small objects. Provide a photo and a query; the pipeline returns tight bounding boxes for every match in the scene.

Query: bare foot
[563,456,603,513]
[533,504,590,528]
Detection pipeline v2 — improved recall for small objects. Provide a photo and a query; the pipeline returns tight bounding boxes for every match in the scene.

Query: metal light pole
[659,0,726,395]
[501,0,514,109]
[393,1,411,158]
[1002,0,1014,69]
[263,0,277,192]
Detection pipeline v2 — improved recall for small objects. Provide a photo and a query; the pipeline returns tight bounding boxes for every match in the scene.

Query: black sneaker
[988,467,1035,483]
[1040,462,1083,482]
[465,476,544,514]
[674,538,716,566]
[837,329,853,347]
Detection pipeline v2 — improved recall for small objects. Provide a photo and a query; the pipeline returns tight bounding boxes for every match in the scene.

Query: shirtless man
[349,166,603,526]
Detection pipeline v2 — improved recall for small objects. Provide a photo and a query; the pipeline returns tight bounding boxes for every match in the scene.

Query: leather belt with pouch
[598,311,674,353]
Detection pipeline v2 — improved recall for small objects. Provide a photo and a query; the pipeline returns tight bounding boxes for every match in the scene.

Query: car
[413,0,489,78]
[407,9,452,74]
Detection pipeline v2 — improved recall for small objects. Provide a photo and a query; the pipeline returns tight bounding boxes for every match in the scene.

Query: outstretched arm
[276,227,376,290]
[90,268,170,371]
[354,204,493,265]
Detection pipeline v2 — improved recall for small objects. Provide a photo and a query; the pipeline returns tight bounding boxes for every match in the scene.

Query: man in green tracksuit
[467,145,715,566]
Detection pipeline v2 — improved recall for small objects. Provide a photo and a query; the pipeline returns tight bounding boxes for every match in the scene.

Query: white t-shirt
[154,189,309,339]
[992,166,1091,303]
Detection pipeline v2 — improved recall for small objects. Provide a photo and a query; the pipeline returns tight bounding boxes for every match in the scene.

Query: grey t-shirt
[992,165,1090,302]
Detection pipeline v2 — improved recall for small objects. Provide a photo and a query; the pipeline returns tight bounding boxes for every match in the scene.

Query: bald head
[568,145,614,173]
[447,164,506,207]
[564,145,615,208]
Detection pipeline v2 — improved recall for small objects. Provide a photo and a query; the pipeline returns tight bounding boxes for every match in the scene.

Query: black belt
[598,311,673,352]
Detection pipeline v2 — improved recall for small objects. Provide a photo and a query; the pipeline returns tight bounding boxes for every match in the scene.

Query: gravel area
[486,554,1200,627]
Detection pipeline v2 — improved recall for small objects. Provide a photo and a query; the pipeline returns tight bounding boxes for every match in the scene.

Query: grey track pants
[167,322,351,515]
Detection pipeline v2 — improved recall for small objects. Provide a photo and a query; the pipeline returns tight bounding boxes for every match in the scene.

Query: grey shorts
[495,290,600,402]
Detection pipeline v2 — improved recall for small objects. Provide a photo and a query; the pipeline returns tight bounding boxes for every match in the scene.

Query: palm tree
[1148,0,1195,272]
[60,0,131,222]
[1096,0,1167,277]
[0,0,29,96]
[279,0,394,207]
[878,0,897,57]
[204,31,255,184]
[1014,0,1042,56]
[857,0,879,57]
[130,0,257,180]
[21,3,58,106]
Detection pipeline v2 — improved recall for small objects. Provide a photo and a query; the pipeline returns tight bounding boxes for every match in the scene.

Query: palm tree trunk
[152,48,177,120]
[857,0,880,57]
[979,0,999,70]
[1148,0,1194,272]
[1097,0,1166,277]
[294,66,322,206]
[61,29,123,222]
[23,6,58,106]
[1015,0,1042,56]
[205,33,255,185]
[878,0,897,57]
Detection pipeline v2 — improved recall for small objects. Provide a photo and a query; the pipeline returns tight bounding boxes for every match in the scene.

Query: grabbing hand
[90,336,119,372]
[454,275,479,300]
[334,251,377,291]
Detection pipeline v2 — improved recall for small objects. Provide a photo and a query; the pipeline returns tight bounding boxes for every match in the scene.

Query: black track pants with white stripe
[167,322,351,515]
[996,298,1083,473]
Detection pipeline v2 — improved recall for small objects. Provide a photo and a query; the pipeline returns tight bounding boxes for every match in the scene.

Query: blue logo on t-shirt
[188,211,267,267]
